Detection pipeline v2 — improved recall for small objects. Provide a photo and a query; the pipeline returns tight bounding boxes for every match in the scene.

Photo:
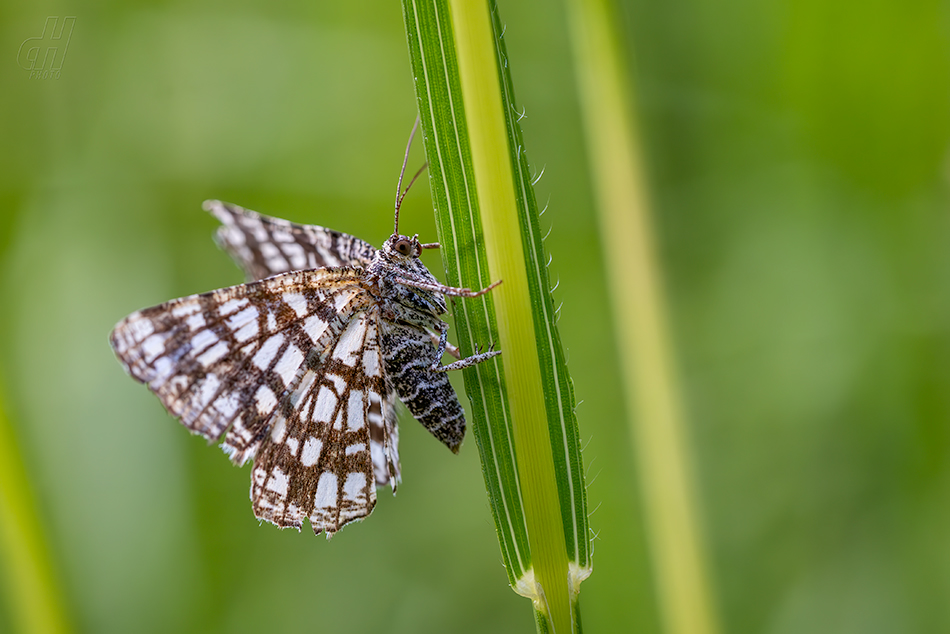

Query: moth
[109,128,500,537]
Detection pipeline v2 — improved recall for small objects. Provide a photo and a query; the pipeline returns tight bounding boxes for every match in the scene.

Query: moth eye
[394,239,412,255]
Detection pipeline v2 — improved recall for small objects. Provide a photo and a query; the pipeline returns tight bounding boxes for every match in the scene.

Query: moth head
[386,234,423,259]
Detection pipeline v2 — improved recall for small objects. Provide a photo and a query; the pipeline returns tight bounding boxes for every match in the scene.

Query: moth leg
[394,273,501,298]
[435,348,500,372]
[428,328,461,359]
[430,321,500,373]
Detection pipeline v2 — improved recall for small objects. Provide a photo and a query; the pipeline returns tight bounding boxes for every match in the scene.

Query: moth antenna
[395,117,428,235]
[395,162,429,231]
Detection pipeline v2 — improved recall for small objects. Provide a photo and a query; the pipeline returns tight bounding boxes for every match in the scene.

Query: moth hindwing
[110,200,500,538]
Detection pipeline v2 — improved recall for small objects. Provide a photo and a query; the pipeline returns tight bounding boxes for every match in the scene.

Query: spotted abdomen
[381,320,466,453]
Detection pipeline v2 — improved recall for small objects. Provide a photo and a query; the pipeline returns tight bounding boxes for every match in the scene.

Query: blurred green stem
[0,390,71,634]
[565,1,720,633]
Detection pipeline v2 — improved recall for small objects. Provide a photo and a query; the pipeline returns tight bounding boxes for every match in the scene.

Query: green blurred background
[1,1,948,633]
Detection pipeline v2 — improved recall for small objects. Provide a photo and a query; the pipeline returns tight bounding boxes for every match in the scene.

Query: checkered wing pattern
[110,267,399,536]
[205,200,378,281]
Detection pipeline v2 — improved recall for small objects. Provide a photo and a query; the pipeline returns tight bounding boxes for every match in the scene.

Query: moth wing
[204,200,377,281]
[251,310,400,535]
[110,267,399,536]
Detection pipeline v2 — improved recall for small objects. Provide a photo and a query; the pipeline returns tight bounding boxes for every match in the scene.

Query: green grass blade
[565,1,721,633]
[402,1,591,631]
[0,389,72,634]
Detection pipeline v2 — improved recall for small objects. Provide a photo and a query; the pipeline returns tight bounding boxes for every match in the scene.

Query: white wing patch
[283,292,308,317]
[332,314,368,366]
[274,343,304,386]
[314,385,338,423]
[301,437,322,467]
